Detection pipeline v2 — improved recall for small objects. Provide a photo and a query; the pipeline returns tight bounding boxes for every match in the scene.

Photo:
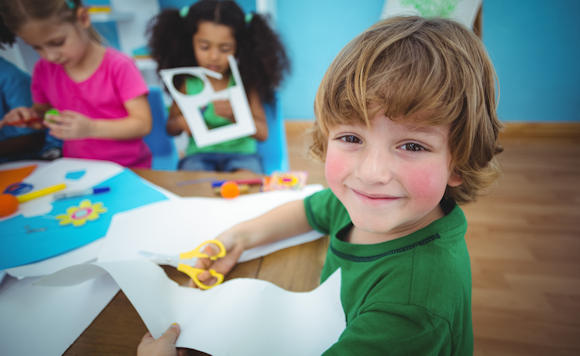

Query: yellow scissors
[140,239,226,290]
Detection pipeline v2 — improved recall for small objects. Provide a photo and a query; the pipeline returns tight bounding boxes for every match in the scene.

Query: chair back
[144,86,179,170]
[258,93,289,175]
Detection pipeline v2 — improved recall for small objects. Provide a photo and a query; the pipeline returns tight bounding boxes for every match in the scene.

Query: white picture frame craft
[380,0,482,28]
[159,55,256,148]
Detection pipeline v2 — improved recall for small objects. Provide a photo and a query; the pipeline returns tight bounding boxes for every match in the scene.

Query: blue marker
[53,186,111,200]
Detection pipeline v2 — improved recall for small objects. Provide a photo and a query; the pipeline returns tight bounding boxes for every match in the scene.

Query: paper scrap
[98,185,325,264]
[38,259,346,355]
[0,273,119,356]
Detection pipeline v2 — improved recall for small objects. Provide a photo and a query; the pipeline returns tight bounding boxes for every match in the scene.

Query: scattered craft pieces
[263,171,308,191]
[56,200,107,227]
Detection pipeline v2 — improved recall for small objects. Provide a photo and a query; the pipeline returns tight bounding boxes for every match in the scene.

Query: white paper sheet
[0,273,119,356]
[38,260,346,355]
[98,185,325,263]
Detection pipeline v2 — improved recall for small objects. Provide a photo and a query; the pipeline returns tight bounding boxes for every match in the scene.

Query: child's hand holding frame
[160,55,256,148]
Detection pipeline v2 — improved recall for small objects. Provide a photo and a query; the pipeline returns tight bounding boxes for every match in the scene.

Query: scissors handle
[179,239,226,260]
[177,264,224,290]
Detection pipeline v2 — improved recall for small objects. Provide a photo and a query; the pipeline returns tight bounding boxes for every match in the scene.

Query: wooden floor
[285,121,580,356]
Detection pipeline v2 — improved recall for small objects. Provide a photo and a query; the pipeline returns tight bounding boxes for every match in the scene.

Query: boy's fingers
[140,331,154,344]
[159,323,180,343]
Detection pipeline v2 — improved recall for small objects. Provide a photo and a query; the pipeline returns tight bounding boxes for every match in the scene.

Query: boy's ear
[76,7,91,28]
[447,171,462,187]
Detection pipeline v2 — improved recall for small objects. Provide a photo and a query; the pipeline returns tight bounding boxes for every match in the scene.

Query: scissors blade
[138,250,182,267]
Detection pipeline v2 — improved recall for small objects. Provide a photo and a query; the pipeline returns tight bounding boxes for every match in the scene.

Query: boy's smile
[324,112,462,244]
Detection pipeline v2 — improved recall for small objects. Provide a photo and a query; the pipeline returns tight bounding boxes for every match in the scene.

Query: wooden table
[63,169,329,355]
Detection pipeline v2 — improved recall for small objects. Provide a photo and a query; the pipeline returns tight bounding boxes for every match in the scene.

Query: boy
[139,16,502,355]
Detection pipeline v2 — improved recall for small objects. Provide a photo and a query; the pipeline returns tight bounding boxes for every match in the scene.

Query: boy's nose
[356,147,394,184]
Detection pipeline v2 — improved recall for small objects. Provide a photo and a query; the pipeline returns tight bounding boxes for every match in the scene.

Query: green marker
[44,108,59,123]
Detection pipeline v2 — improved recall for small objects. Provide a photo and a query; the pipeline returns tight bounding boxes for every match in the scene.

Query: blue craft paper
[65,169,86,180]
[0,169,168,270]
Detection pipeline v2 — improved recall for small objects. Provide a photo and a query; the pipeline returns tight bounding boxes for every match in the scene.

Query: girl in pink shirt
[0,0,152,168]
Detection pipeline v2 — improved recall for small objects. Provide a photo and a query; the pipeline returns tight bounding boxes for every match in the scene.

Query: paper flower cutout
[56,199,107,227]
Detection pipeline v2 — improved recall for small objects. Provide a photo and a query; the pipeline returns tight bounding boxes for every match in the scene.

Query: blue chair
[258,93,289,175]
[144,86,179,170]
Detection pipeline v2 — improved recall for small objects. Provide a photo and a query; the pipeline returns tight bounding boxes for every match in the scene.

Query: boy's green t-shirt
[184,76,257,155]
[304,188,473,356]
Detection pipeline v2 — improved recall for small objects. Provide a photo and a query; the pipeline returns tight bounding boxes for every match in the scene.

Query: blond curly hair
[312,16,503,204]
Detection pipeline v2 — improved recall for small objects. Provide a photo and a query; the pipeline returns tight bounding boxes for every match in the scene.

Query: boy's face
[324,112,462,242]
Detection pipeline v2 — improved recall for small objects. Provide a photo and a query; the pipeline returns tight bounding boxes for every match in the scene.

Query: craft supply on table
[214,181,250,199]
[16,183,67,203]
[3,116,44,127]
[211,178,264,188]
[44,108,60,124]
[0,183,67,218]
[54,186,110,200]
[0,193,18,217]
[262,171,308,191]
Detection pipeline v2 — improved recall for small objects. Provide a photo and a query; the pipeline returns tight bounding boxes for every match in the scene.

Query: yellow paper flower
[56,199,107,227]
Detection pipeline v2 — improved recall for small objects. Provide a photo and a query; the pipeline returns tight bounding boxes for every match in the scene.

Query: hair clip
[65,0,76,10]
[245,13,253,24]
[180,5,190,18]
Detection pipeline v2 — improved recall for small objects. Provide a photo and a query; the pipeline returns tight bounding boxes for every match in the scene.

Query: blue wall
[277,0,580,122]
[90,0,580,122]
[277,0,383,120]
[482,0,580,122]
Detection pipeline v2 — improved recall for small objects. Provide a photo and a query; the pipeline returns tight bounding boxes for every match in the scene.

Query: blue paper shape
[65,170,86,180]
[0,169,168,269]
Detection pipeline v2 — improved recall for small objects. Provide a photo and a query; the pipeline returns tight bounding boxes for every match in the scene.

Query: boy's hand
[138,323,188,356]
[189,230,246,288]
[1,107,43,129]
[44,110,95,139]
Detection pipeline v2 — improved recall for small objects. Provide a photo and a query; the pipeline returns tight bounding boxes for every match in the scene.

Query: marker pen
[54,187,110,200]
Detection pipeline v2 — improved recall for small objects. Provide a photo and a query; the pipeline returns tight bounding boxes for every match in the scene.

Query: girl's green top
[184,75,257,156]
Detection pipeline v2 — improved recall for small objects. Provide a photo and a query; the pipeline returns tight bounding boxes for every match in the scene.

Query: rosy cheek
[324,147,347,186]
[402,163,448,202]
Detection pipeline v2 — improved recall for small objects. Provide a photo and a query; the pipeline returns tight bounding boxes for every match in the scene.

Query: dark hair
[147,0,289,103]
[0,0,101,45]
[0,21,15,49]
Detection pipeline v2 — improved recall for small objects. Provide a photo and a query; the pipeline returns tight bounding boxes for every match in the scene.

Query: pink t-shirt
[32,48,152,168]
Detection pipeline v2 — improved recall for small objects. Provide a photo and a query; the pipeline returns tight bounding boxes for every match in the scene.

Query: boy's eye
[338,135,362,144]
[219,45,233,53]
[400,142,427,152]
